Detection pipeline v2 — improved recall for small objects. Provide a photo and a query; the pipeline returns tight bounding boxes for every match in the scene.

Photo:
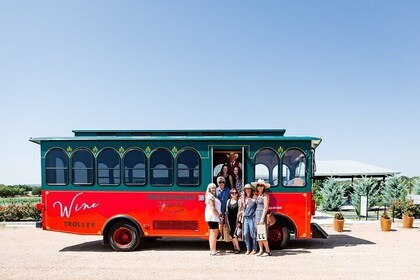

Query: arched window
[254,148,279,187]
[177,149,200,186]
[150,148,173,186]
[124,149,147,186]
[45,148,68,185]
[97,148,120,186]
[71,149,94,185]
[282,149,306,187]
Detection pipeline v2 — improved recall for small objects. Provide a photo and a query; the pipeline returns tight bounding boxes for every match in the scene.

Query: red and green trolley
[30,129,327,251]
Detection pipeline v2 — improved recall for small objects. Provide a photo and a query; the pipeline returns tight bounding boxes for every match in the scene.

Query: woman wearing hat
[238,184,258,255]
[252,179,272,257]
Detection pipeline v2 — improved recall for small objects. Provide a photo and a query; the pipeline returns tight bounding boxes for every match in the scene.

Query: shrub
[312,181,323,208]
[382,176,408,205]
[412,177,420,195]
[391,199,420,219]
[351,177,380,216]
[0,203,41,221]
[320,177,344,211]
[31,187,41,196]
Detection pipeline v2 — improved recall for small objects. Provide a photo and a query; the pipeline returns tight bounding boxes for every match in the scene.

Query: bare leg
[211,229,218,253]
[257,241,263,255]
[263,240,270,252]
[232,238,240,251]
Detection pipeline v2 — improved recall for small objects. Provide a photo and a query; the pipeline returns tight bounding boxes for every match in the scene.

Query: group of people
[204,177,272,257]
[216,152,243,194]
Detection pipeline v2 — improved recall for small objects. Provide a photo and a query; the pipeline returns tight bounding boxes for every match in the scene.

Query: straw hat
[243,184,254,191]
[251,179,270,189]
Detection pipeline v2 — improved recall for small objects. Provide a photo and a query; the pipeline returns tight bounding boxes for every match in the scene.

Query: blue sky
[0,1,419,184]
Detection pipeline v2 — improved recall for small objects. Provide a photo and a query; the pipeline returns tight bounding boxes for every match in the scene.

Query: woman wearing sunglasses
[225,187,241,254]
[252,179,272,257]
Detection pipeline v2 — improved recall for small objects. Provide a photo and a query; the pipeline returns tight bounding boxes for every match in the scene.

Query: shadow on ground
[60,234,375,253]
[288,234,375,250]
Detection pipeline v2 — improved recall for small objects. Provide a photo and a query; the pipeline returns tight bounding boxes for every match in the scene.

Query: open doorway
[212,149,244,191]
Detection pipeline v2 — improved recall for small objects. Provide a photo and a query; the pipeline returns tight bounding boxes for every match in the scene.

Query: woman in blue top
[238,184,258,255]
[252,179,272,257]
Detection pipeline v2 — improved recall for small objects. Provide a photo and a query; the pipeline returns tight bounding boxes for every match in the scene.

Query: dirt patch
[0,221,419,280]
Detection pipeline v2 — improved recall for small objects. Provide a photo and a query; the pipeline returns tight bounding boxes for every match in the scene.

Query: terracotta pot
[380,217,392,231]
[402,214,414,228]
[333,218,344,232]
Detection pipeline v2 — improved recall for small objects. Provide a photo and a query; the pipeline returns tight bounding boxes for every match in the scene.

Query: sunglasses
[219,181,225,184]
[230,192,238,195]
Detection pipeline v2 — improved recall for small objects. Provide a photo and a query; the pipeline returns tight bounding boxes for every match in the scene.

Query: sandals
[210,251,221,256]
[234,249,241,254]
[255,251,263,256]
[261,252,272,257]
[250,250,257,255]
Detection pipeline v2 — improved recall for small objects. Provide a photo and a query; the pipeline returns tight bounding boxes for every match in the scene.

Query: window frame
[97,148,121,186]
[176,148,201,187]
[71,148,95,186]
[281,148,307,188]
[45,148,69,186]
[254,147,279,187]
[150,148,174,187]
[123,148,147,186]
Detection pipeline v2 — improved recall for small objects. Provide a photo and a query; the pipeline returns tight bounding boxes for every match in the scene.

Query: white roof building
[314,160,400,179]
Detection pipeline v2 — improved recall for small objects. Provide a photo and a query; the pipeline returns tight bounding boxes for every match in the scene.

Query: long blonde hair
[206,183,217,198]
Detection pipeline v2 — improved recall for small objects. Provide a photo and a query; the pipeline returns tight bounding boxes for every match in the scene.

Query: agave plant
[334,212,344,220]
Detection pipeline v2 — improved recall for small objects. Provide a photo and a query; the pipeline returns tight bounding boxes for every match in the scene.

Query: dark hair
[217,164,229,177]
[244,188,253,198]
[233,166,242,178]
[257,185,266,194]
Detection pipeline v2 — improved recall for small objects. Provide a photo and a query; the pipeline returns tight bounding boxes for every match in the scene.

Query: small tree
[411,177,420,195]
[320,177,343,211]
[351,177,380,216]
[382,176,408,205]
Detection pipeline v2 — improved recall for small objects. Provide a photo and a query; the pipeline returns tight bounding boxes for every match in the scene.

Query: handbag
[223,223,232,242]
[267,212,276,227]
[256,224,268,241]
[233,222,242,239]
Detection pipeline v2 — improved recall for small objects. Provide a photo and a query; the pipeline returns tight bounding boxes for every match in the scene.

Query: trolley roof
[29,129,322,148]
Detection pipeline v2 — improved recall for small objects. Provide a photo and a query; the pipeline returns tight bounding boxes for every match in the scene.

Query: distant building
[314,160,400,181]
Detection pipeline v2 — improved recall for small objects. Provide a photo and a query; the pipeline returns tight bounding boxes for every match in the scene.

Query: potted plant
[380,210,392,231]
[333,212,345,232]
[402,210,414,228]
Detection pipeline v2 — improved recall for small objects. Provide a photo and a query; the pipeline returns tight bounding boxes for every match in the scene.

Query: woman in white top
[205,183,222,256]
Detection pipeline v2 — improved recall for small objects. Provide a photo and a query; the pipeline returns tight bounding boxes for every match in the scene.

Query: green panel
[38,138,315,193]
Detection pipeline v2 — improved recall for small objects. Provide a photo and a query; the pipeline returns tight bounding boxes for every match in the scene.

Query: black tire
[109,222,140,252]
[268,224,291,249]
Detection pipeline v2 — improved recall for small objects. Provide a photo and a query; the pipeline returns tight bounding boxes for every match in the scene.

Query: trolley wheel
[268,224,291,249]
[109,222,140,252]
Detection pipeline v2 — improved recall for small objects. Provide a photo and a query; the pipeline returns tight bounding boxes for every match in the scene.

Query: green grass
[0,197,41,205]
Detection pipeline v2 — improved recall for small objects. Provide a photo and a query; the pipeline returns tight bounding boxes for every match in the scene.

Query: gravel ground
[0,221,419,280]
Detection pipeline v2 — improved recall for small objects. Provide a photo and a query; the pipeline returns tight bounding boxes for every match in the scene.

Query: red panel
[39,190,313,239]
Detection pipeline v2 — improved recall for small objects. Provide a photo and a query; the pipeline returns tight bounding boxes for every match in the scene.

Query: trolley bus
[30,129,328,251]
